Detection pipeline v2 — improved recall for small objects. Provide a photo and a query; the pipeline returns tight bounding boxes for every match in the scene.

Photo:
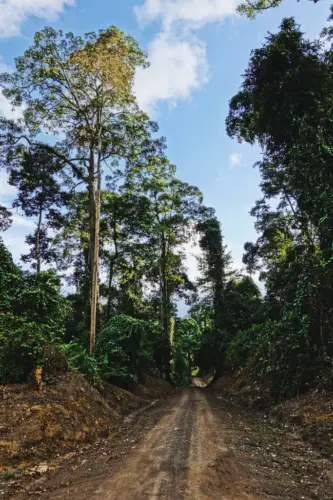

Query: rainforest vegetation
[1,6,333,398]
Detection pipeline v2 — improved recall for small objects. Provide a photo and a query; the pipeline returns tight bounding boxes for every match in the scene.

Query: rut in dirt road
[26,387,333,500]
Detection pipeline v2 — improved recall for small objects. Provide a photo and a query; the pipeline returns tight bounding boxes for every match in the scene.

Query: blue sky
[0,0,330,279]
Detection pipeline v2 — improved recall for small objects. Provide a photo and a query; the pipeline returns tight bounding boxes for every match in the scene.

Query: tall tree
[0,239,20,313]
[0,26,159,353]
[0,206,12,232]
[195,215,231,372]
[197,216,230,333]
[125,157,203,379]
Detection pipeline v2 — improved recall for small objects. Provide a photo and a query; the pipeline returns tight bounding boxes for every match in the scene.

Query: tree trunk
[107,209,119,321]
[36,205,43,275]
[188,352,192,375]
[106,258,115,321]
[88,142,96,354]
[160,232,171,381]
[83,246,90,323]
[90,170,101,354]
[90,136,102,354]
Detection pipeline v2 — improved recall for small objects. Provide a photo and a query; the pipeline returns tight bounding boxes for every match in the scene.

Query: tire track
[186,390,256,499]
[93,390,194,499]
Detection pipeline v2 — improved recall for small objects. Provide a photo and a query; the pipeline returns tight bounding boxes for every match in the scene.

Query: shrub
[95,315,155,386]
[225,323,264,372]
[0,313,61,384]
[225,315,312,397]
[12,270,71,329]
[171,352,191,386]
[60,342,100,380]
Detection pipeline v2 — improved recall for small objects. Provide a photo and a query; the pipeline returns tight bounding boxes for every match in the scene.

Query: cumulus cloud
[134,0,237,113]
[0,172,15,199]
[135,0,237,28]
[0,0,75,37]
[0,211,34,265]
[11,213,35,228]
[135,33,209,113]
[229,152,242,168]
[2,229,31,265]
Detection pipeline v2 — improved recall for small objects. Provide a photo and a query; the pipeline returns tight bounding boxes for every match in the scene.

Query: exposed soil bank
[212,373,333,459]
[0,373,173,496]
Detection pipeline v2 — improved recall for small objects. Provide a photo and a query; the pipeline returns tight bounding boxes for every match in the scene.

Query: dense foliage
[0,248,69,383]
[95,315,156,386]
[224,11,333,396]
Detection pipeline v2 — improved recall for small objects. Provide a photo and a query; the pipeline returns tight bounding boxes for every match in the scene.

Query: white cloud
[1,214,34,264]
[0,171,34,264]
[135,33,209,113]
[134,0,237,113]
[0,172,15,198]
[183,236,202,282]
[135,0,237,28]
[229,152,242,168]
[11,213,35,228]
[0,93,23,120]
[0,0,75,38]
[0,57,10,74]
[1,233,29,262]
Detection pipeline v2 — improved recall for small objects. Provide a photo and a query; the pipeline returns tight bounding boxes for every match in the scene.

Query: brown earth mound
[272,390,333,457]
[99,382,149,415]
[133,373,174,400]
[0,373,120,469]
[0,372,173,476]
[212,372,333,458]
[211,368,272,409]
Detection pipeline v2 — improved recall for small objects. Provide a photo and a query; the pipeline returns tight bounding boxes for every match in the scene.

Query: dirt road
[93,389,250,500]
[16,387,333,500]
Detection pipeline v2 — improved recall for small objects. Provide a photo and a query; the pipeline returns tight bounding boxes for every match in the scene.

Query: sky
[0,0,330,284]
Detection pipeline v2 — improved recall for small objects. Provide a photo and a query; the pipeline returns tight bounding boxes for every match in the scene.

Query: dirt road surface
[15,387,333,500]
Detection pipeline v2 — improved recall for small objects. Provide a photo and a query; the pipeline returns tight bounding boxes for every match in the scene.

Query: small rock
[36,465,48,474]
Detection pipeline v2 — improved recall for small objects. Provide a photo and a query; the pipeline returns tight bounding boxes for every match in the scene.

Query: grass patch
[0,469,20,480]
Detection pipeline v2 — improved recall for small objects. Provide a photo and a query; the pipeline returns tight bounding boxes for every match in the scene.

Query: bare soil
[5,381,333,499]
[213,372,333,459]
[0,374,120,469]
